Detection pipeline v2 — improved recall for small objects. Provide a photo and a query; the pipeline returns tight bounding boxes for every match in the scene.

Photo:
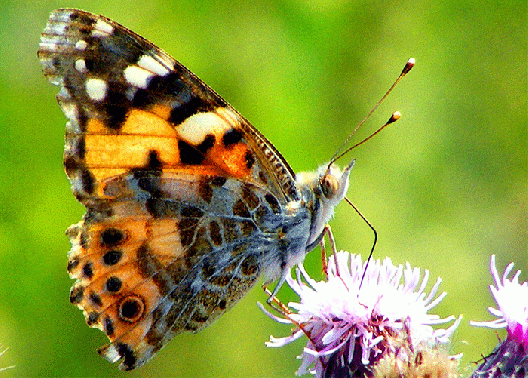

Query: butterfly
[38,9,354,370]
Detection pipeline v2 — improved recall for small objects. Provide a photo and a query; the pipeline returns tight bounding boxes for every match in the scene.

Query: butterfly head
[296,160,355,247]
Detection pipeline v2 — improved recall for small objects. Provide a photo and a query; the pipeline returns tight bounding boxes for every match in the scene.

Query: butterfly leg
[319,224,338,278]
[319,225,351,291]
[262,277,322,350]
[264,271,289,305]
[262,285,292,315]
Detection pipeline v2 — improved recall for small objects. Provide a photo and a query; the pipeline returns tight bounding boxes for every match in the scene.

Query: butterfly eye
[321,174,339,199]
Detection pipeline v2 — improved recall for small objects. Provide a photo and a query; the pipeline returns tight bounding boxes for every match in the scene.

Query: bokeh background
[0,0,525,376]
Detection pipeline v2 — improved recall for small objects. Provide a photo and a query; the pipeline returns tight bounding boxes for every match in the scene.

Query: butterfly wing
[39,9,299,204]
[38,9,304,370]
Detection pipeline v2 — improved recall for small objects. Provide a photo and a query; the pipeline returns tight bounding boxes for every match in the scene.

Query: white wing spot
[62,102,78,121]
[75,40,88,50]
[38,39,59,52]
[157,54,175,71]
[138,55,170,76]
[177,111,231,144]
[101,345,120,363]
[85,78,108,102]
[92,19,114,37]
[58,9,75,22]
[124,66,153,89]
[46,22,67,36]
[75,59,87,73]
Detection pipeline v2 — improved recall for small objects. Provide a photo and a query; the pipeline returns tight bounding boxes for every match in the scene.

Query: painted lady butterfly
[38,9,358,370]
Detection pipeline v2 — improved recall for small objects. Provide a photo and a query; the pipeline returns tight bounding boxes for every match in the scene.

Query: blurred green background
[0,0,525,376]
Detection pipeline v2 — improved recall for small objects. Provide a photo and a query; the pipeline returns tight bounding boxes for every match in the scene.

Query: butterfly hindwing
[65,177,271,370]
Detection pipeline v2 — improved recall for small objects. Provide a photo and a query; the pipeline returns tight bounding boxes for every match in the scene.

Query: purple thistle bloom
[470,255,528,377]
[260,252,461,377]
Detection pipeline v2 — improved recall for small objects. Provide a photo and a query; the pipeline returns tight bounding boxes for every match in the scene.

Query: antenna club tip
[402,58,415,74]
[389,111,401,123]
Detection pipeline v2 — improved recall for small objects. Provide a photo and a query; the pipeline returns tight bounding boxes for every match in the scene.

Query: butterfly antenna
[344,197,377,292]
[329,58,415,167]
[332,111,401,164]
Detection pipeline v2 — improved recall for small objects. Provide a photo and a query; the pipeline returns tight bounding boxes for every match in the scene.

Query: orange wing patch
[68,106,255,199]
[67,216,187,359]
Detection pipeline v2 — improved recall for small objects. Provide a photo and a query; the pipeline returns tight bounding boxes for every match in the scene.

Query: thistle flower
[260,252,461,377]
[470,255,528,377]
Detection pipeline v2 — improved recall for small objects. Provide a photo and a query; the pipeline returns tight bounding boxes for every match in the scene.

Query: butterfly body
[39,9,352,370]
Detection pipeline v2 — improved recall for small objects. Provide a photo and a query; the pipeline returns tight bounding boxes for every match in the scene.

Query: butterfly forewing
[39,9,297,203]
